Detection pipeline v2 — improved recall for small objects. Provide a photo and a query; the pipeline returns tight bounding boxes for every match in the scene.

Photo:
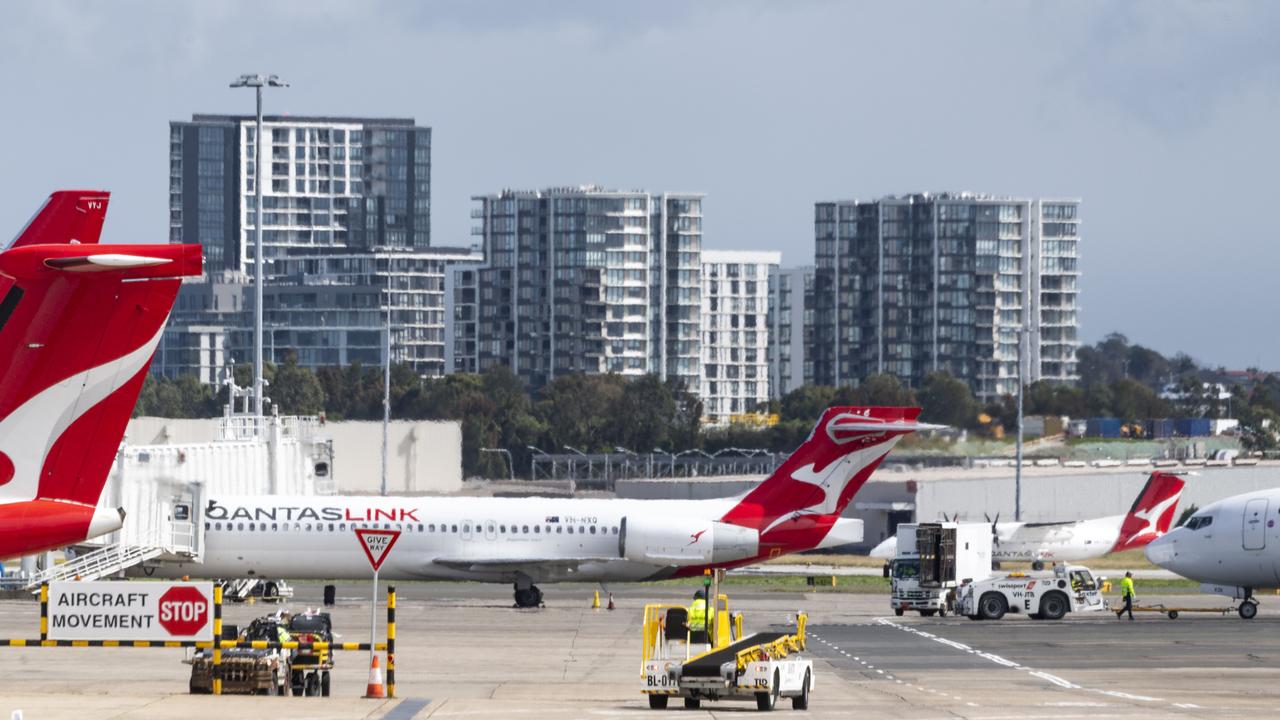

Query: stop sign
[158,585,209,637]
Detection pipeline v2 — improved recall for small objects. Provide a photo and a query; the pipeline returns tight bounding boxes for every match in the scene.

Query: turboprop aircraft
[144,407,937,606]
[871,471,1186,570]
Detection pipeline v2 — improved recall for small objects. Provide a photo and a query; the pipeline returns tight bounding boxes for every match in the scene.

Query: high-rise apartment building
[810,193,1079,402]
[768,265,813,398]
[160,114,482,382]
[700,251,780,423]
[169,114,431,272]
[451,187,703,390]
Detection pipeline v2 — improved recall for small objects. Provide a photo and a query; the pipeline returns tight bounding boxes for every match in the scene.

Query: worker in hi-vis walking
[1116,571,1136,621]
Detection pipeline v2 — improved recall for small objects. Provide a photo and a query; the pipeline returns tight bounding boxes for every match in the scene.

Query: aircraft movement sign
[46,581,214,641]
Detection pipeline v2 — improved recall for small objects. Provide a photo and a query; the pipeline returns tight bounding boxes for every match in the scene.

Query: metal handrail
[24,531,169,589]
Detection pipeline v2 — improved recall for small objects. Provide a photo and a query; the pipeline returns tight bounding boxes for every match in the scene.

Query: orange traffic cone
[363,654,386,698]
[607,593,615,611]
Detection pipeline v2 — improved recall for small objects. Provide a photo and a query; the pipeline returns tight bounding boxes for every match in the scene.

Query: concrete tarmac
[0,580,1275,718]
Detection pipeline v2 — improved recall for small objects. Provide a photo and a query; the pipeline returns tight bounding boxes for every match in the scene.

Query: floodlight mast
[230,74,288,430]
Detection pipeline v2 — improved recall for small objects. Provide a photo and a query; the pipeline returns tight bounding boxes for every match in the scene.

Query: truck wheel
[938,604,948,618]
[321,670,331,697]
[791,669,811,710]
[919,609,937,617]
[264,582,278,600]
[305,671,320,696]
[978,592,1008,621]
[1239,601,1258,620]
[291,669,304,696]
[1039,592,1068,621]
[648,695,668,710]
[755,670,780,711]
[684,697,701,709]
[1168,611,1179,620]
[894,608,904,617]
[1031,561,1045,571]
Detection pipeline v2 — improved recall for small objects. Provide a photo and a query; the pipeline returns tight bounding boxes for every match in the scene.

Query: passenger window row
[204,521,623,535]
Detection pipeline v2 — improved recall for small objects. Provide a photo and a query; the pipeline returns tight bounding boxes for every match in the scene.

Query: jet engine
[619,516,759,566]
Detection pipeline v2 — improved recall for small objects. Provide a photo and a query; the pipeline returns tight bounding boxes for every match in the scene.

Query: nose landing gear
[1239,588,1258,620]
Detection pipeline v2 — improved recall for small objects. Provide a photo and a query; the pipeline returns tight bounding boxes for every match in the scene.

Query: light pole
[230,73,288,428]
[1014,326,1028,522]
[480,448,514,482]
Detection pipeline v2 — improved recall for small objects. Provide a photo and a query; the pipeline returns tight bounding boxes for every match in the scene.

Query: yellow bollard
[213,585,223,696]
[591,590,600,609]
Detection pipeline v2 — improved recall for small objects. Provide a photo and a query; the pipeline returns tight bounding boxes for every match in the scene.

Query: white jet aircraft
[144,406,937,606]
[1145,487,1280,619]
[872,471,1186,570]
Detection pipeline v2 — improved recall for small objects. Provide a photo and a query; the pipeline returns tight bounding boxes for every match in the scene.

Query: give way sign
[354,528,401,571]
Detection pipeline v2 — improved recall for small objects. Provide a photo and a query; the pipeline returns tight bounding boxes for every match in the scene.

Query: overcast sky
[2,1,1277,368]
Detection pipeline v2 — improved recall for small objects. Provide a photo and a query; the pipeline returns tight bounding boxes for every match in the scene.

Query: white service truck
[888,522,993,617]
[956,564,1109,620]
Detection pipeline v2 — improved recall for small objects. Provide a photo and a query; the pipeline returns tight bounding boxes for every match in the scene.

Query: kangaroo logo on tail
[719,407,937,546]
[1112,471,1187,553]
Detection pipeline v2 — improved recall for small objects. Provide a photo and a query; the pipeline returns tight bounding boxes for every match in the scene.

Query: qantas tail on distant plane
[0,191,201,559]
[1111,470,1187,553]
[719,407,939,553]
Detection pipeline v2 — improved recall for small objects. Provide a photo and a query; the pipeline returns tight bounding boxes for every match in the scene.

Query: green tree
[850,374,918,407]
[535,374,627,452]
[269,353,325,415]
[779,385,837,423]
[917,372,978,429]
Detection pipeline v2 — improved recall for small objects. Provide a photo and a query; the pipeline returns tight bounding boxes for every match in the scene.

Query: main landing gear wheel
[1239,600,1258,620]
[513,584,544,608]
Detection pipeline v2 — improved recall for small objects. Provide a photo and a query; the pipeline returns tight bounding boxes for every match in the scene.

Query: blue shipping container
[1146,418,1175,439]
[1176,418,1212,437]
[1087,417,1122,438]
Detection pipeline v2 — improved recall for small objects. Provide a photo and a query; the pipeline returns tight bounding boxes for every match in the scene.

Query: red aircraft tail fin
[9,190,110,248]
[1111,471,1187,552]
[0,240,202,508]
[718,407,935,546]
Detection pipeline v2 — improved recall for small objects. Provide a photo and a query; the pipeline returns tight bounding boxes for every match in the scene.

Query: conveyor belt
[680,632,789,677]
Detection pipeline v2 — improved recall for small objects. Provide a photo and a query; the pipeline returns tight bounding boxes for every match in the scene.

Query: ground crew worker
[1116,571,1136,621]
[687,590,708,642]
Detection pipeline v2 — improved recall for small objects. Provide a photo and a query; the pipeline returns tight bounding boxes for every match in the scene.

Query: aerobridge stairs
[23,531,176,591]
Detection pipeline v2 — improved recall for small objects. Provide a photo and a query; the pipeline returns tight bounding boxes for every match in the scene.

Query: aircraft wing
[431,556,616,574]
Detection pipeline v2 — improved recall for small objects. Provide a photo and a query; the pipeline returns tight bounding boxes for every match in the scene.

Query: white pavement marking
[873,617,1210,712]
[816,629,976,707]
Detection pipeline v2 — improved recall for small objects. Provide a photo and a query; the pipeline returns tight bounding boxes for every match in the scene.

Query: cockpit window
[1187,515,1214,531]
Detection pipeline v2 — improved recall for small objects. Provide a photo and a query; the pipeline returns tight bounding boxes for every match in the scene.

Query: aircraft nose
[1144,530,1179,567]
